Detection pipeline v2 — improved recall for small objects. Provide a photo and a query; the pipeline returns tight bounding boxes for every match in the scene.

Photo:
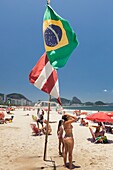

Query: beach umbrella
[86,112,113,123]
[0,112,5,119]
[0,108,5,111]
[74,110,80,113]
[106,112,113,117]
[73,110,80,116]
[81,111,88,115]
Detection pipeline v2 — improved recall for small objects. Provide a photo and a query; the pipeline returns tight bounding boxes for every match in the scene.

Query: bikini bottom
[64,135,73,138]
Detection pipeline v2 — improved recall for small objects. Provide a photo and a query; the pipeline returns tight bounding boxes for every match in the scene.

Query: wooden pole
[43,0,51,161]
[43,94,51,161]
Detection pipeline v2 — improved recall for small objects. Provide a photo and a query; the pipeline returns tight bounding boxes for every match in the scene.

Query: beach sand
[0,108,113,170]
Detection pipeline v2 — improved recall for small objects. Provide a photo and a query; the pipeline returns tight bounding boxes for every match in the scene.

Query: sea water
[63,105,113,112]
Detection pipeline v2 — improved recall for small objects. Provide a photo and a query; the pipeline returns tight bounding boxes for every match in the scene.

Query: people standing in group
[62,113,77,170]
[57,119,64,156]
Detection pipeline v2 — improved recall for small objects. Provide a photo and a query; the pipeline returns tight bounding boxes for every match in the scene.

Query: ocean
[63,105,113,112]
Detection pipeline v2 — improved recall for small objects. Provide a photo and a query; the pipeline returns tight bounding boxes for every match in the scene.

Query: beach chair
[30,123,41,136]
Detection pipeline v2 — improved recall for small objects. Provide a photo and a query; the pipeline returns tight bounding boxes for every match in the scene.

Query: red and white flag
[29,52,61,105]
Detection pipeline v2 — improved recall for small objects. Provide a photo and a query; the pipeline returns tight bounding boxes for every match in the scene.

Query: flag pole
[43,94,51,161]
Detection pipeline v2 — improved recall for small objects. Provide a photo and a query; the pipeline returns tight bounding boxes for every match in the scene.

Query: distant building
[0,93,32,106]
[6,97,32,106]
[0,93,5,104]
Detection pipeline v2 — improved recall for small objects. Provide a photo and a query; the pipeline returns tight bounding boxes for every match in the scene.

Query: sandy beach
[0,108,113,170]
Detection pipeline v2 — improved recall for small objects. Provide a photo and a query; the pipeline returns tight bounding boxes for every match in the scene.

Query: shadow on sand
[17,155,81,170]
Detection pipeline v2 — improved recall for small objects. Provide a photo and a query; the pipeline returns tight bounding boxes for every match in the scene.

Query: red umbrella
[86,112,113,123]
[73,110,80,113]
[81,111,88,115]
[0,112,5,119]
[106,112,113,117]
[0,108,5,111]
[73,110,80,116]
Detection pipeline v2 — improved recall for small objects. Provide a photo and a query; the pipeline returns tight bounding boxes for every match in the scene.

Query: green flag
[43,5,78,69]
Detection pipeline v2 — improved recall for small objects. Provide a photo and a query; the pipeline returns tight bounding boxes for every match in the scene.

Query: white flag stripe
[34,61,54,89]
[50,80,59,98]
[29,52,61,105]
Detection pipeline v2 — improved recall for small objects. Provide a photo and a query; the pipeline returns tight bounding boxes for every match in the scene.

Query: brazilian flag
[43,5,79,69]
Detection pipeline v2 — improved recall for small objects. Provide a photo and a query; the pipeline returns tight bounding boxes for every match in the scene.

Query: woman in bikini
[89,122,107,143]
[57,120,64,156]
[62,113,77,169]
[94,122,106,138]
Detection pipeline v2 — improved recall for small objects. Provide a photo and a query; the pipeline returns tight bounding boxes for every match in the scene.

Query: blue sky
[0,0,113,103]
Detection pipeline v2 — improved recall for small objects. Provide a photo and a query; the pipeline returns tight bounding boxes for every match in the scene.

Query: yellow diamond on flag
[43,20,68,52]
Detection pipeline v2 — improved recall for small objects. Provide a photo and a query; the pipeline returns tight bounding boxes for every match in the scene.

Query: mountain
[51,97,110,106]
[94,101,106,105]
[51,97,71,105]
[70,97,82,105]
[7,93,31,101]
[84,102,94,106]
[1,92,113,106]
[51,96,82,105]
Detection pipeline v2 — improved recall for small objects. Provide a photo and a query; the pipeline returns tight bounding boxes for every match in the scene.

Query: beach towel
[95,136,108,144]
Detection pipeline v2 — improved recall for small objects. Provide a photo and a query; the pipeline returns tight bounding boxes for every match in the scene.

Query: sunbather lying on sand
[0,116,14,124]
[80,118,88,126]
[5,116,14,123]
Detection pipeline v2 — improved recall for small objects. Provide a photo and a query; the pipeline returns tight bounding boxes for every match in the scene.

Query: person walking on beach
[36,108,44,128]
[62,113,77,169]
[57,120,64,156]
